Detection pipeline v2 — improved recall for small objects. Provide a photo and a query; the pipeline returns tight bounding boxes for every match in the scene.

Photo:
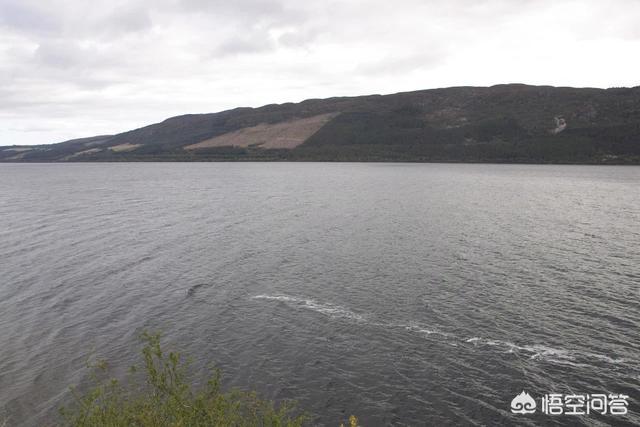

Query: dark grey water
[0,163,639,426]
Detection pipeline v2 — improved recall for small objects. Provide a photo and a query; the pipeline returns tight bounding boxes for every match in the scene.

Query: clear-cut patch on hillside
[65,148,103,159]
[184,113,338,150]
[108,143,141,152]
[1,147,33,160]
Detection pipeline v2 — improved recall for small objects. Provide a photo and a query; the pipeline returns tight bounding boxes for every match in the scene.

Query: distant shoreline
[2,84,640,164]
[1,158,639,165]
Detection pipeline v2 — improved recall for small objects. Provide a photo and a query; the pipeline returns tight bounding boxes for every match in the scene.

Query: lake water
[0,163,639,426]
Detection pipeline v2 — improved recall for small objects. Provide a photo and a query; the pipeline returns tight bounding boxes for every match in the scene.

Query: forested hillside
[2,84,639,163]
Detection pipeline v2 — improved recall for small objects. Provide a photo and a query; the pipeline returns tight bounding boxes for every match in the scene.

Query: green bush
[60,332,306,427]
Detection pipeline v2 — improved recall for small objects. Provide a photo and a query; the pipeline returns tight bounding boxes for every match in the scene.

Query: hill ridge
[2,83,639,163]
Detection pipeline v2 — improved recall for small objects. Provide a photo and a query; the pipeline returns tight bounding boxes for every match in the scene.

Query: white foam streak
[252,294,628,368]
[252,294,365,321]
[403,323,451,338]
[465,337,572,360]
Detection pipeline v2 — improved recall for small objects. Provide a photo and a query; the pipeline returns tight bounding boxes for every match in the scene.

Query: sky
[1,0,640,146]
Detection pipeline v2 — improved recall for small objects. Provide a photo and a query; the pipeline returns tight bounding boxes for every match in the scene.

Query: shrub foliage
[60,332,306,427]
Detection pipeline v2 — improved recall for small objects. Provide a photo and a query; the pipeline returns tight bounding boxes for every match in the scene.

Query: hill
[2,84,640,163]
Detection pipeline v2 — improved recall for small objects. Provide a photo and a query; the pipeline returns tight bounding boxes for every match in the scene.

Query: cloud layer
[2,0,640,145]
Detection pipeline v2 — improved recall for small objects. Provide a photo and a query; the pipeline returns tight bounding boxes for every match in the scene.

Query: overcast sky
[2,0,640,145]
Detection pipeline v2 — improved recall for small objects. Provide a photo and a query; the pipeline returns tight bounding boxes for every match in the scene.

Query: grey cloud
[213,35,275,57]
[8,125,57,133]
[0,0,154,41]
[0,0,60,34]
[180,0,291,21]
[99,6,153,36]
[192,0,316,57]
[34,40,87,69]
[357,51,447,76]
[30,42,122,89]
[277,26,320,48]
